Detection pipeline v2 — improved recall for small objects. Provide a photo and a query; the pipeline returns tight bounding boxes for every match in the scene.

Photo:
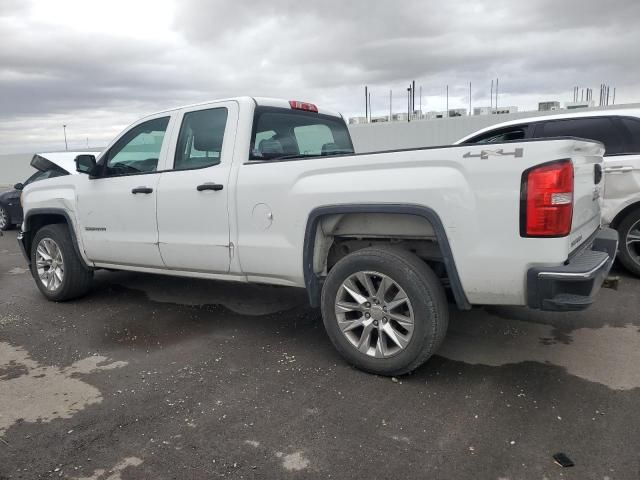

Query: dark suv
[0,167,68,230]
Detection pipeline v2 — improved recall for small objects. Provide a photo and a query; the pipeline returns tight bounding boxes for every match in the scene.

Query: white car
[456,109,640,276]
[18,97,617,375]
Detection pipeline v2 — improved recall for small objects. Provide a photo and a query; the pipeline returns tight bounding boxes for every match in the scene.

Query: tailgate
[569,140,605,251]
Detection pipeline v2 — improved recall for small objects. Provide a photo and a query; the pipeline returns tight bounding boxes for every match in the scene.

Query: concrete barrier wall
[0,153,34,189]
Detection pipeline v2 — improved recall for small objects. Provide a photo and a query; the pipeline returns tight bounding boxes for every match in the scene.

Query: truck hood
[30,151,98,175]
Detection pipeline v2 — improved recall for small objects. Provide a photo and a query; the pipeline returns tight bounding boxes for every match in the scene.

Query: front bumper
[17,230,30,265]
[526,227,618,311]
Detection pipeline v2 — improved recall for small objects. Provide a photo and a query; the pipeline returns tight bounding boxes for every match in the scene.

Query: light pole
[63,125,68,151]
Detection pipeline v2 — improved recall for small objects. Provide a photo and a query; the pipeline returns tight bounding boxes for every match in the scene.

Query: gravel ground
[1,230,639,479]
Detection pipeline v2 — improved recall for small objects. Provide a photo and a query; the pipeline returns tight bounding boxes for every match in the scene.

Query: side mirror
[13,182,24,191]
[75,154,97,175]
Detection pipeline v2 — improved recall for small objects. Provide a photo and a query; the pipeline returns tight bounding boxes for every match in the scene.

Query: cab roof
[146,96,343,120]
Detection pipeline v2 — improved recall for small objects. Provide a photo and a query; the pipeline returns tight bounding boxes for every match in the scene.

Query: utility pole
[613,87,616,105]
[407,85,411,122]
[419,85,422,114]
[389,89,393,121]
[412,80,416,115]
[446,85,449,117]
[364,86,368,122]
[63,125,68,151]
[490,80,494,109]
[495,78,499,111]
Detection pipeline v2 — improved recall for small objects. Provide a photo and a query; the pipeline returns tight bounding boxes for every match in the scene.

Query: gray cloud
[1,0,639,153]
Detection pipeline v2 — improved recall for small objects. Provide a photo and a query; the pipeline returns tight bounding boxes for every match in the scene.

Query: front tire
[321,247,449,376]
[0,205,11,231]
[30,224,93,301]
[617,209,640,277]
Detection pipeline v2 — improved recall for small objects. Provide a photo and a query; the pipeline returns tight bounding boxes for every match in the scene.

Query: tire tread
[321,246,449,376]
[616,209,640,277]
[31,224,93,301]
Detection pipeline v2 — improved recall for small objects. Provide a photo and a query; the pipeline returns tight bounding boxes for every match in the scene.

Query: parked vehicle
[18,97,617,375]
[456,108,640,276]
[0,152,91,230]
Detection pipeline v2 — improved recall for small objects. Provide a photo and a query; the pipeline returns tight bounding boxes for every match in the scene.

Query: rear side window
[294,124,335,155]
[174,108,228,170]
[619,117,640,154]
[250,107,354,161]
[464,126,527,144]
[536,117,625,155]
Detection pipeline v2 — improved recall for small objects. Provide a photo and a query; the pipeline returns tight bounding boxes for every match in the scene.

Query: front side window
[250,107,354,161]
[174,108,228,170]
[104,117,170,176]
[537,117,625,155]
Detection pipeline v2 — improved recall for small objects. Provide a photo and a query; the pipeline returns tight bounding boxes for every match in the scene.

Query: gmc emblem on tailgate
[463,148,524,160]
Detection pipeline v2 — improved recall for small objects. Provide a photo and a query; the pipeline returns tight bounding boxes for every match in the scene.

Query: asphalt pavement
[1,230,639,479]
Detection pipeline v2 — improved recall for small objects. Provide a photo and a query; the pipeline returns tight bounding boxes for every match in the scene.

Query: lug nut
[382,317,387,323]
[383,306,387,312]
[365,313,370,318]
[365,302,371,308]
[373,320,378,326]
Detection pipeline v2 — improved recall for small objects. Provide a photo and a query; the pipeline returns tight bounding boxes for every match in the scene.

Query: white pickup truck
[18,97,617,375]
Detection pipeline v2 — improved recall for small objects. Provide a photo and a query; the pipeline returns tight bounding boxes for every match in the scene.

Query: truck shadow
[82,268,640,391]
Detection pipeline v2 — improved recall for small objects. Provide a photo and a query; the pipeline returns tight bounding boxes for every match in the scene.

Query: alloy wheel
[626,219,640,268]
[334,271,414,358]
[36,237,65,291]
[0,207,7,230]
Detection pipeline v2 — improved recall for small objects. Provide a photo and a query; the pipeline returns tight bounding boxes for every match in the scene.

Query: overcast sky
[1,0,639,154]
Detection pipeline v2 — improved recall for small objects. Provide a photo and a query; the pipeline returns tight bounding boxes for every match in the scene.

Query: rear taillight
[520,160,574,237]
[289,100,318,112]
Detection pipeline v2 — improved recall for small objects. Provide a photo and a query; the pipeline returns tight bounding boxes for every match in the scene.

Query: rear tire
[616,209,640,277]
[30,224,93,301]
[321,246,449,376]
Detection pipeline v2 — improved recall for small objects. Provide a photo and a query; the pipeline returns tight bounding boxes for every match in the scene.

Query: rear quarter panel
[234,138,604,305]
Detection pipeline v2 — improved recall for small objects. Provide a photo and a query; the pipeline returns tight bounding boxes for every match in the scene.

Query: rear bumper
[526,227,618,311]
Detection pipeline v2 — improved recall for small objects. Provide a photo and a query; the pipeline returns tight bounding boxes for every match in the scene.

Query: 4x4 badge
[463,148,524,160]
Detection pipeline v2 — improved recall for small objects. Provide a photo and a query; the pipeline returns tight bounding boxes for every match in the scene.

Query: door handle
[604,166,633,174]
[197,183,224,191]
[131,186,153,194]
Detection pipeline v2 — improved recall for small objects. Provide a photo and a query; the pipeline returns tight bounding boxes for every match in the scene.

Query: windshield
[24,169,65,186]
[250,107,354,161]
